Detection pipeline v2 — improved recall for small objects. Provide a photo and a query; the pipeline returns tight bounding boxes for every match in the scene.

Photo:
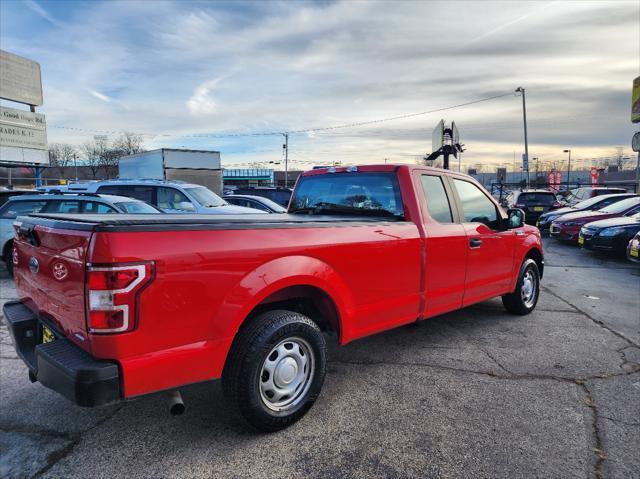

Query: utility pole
[283,133,289,188]
[516,87,530,188]
[563,149,571,191]
[74,153,78,182]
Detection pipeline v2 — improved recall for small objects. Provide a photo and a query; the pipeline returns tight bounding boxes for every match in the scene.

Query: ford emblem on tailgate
[28,256,39,274]
[52,262,68,281]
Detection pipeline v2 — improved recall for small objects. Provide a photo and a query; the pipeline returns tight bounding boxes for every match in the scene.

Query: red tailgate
[13,221,93,352]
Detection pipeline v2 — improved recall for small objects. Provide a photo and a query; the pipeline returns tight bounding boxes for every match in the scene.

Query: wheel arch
[524,247,544,279]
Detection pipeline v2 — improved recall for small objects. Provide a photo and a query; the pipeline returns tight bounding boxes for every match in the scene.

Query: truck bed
[18,213,403,231]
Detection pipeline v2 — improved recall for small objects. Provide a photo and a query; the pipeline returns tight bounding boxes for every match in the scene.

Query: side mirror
[505,208,525,229]
[177,201,196,212]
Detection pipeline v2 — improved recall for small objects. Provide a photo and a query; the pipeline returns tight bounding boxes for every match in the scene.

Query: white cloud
[24,0,63,27]
[86,88,111,103]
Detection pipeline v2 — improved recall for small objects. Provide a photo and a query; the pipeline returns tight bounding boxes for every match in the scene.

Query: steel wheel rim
[259,337,315,412]
[521,269,537,308]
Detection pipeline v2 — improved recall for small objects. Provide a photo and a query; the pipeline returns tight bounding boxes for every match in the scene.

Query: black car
[578,212,640,256]
[0,188,38,206]
[537,193,637,233]
[503,189,561,225]
[231,187,293,207]
[223,194,286,213]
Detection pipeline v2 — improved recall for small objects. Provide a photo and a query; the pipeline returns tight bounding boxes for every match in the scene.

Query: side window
[420,175,453,223]
[44,200,81,213]
[0,201,47,219]
[83,202,118,214]
[453,179,499,229]
[247,200,270,212]
[98,185,154,204]
[157,187,191,210]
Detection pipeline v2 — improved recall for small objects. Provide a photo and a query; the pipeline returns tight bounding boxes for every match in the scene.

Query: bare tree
[48,143,77,178]
[113,131,145,156]
[82,139,107,179]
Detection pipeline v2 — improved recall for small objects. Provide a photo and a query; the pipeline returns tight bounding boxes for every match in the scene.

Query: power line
[48,91,515,139]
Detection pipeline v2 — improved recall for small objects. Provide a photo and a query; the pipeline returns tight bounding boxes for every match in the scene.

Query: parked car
[4,165,543,432]
[0,193,161,275]
[564,187,627,205]
[48,179,264,214]
[578,212,640,256]
[502,189,561,225]
[627,232,640,263]
[0,188,38,206]
[537,193,637,234]
[223,194,286,213]
[230,187,293,207]
[550,196,640,242]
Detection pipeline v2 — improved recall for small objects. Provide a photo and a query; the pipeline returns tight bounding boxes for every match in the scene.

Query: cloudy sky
[1,0,638,172]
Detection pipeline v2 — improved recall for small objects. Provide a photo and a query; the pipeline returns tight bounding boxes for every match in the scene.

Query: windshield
[289,172,404,218]
[116,201,161,214]
[184,187,225,207]
[599,197,639,214]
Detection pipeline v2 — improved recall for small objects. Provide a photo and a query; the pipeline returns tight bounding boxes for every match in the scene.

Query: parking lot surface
[1,238,638,479]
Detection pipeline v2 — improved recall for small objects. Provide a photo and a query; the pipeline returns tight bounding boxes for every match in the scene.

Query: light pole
[516,87,530,187]
[563,149,571,191]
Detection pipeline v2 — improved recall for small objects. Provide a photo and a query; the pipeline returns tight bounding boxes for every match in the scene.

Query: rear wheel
[222,310,326,432]
[502,259,540,315]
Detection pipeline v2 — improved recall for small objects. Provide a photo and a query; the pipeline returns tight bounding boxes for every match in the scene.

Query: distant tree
[80,132,145,179]
[113,131,145,156]
[48,143,77,178]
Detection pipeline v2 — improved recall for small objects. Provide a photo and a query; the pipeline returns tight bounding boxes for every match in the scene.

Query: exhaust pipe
[168,390,185,416]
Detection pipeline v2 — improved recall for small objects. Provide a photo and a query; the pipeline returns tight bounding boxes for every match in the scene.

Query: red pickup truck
[4,165,543,431]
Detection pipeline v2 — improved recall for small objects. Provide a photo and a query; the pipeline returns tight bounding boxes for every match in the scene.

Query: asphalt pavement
[1,237,638,478]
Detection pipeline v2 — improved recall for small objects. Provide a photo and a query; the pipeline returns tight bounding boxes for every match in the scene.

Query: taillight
[86,262,153,334]
[514,203,526,209]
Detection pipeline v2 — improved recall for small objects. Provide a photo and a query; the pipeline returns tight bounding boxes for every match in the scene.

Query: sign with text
[0,106,47,150]
[0,50,43,106]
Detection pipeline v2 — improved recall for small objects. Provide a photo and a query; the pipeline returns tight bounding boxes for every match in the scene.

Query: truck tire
[501,258,540,315]
[222,310,327,432]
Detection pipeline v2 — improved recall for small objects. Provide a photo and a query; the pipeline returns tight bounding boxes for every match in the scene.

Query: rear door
[13,218,94,352]
[414,172,468,318]
[450,178,516,305]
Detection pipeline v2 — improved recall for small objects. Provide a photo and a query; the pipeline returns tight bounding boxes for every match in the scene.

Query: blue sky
[1,0,638,171]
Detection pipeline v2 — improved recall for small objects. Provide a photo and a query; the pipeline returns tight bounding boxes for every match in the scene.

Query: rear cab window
[289,172,404,218]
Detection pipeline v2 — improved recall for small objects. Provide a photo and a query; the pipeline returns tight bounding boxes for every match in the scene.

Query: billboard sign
[0,106,47,150]
[432,119,444,153]
[590,167,599,186]
[522,153,528,171]
[0,50,43,106]
[632,76,640,123]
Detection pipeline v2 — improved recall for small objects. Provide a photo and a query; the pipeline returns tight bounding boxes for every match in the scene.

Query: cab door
[415,172,468,318]
[449,178,516,305]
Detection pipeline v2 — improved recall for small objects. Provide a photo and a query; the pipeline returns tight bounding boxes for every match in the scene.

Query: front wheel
[222,310,327,432]
[502,259,540,315]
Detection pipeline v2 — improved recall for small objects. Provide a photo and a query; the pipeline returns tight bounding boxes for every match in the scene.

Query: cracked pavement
[1,237,638,478]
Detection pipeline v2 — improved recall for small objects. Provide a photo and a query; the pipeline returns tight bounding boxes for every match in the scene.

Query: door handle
[469,238,482,248]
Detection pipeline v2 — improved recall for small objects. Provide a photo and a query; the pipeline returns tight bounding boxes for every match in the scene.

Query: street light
[563,149,571,191]
[516,87,530,187]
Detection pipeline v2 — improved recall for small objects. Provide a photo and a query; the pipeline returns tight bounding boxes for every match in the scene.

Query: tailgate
[13,219,93,352]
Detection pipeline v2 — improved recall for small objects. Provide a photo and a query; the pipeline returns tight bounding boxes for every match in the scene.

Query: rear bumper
[2,301,121,407]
